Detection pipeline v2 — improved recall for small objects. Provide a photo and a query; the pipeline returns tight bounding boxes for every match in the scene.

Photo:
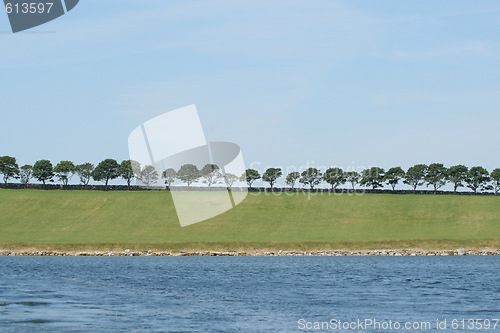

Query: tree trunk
[105,178,109,191]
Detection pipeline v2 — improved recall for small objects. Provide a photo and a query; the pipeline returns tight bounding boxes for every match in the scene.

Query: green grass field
[1,189,499,251]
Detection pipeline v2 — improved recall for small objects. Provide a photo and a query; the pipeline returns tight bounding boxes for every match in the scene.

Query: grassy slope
[1,189,499,251]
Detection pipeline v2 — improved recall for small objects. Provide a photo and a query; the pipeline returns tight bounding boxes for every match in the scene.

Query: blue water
[1,257,499,332]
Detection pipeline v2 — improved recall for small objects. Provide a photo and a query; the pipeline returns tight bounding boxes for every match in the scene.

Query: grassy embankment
[1,189,499,251]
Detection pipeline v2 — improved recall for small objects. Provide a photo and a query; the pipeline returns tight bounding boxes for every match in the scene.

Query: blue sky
[1,0,500,187]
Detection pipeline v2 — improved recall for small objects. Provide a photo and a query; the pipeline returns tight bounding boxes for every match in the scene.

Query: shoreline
[1,249,500,257]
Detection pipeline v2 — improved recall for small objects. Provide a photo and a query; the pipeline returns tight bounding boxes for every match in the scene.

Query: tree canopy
[323,167,345,190]
[241,169,260,188]
[92,159,120,190]
[466,166,491,193]
[162,168,177,187]
[446,165,468,193]
[75,163,94,186]
[491,168,500,195]
[360,167,385,189]
[200,164,222,188]
[404,164,427,192]
[53,161,76,185]
[0,156,19,184]
[384,167,405,190]
[285,171,300,189]
[19,165,32,186]
[177,164,200,186]
[425,163,447,193]
[345,171,360,190]
[299,168,322,190]
[262,168,282,189]
[32,160,54,186]
[135,164,159,186]
[119,160,134,189]
[223,173,239,188]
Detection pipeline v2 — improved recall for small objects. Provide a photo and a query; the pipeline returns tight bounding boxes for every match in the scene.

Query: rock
[124,249,130,253]
[457,248,466,255]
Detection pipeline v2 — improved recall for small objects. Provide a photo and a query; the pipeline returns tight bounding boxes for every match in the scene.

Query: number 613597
[5,2,54,14]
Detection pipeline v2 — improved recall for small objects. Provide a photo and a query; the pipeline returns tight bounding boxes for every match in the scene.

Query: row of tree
[242,164,500,194]
[1,156,499,194]
[0,156,241,190]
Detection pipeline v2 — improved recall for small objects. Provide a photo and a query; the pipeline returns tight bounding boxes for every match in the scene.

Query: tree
[299,168,322,190]
[323,168,345,190]
[200,164,222,188]
[446,165,468,193]
[19,165,33,187]
[135,165,159,186]
[32,160,54,186]
[223,173,239,189]
[53,161,75,185]
[262,168,282,189]
[360,167,385,189]
[162,168,177,187]
[404,164,427,192]
[491,168,500,195]
[75,163,94,186]
[425,163,447,194]
[92,159,120,190]
[383,167,405,190]
[177,164,200,186]
[285,171,300,189]
[465,166,491,193]
[0,156,19,184]
[241,169,260,188]
[345,171,360,190]
[119,160,134,190]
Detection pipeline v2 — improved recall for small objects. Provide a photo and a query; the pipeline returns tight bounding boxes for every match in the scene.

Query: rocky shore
[1,248,499,257]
